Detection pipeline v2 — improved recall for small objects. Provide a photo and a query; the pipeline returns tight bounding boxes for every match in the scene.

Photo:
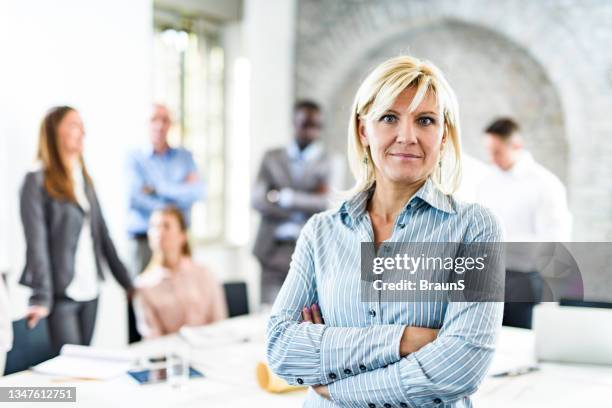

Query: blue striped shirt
[266,177,504,408]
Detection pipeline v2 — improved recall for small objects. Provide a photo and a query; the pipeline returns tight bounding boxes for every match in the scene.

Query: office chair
[223,282,250,318]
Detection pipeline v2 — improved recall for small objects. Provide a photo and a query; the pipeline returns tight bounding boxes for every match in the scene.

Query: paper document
[33,344,135,380]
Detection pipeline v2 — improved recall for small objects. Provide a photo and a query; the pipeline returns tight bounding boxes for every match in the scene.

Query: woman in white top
[20,106,134,354]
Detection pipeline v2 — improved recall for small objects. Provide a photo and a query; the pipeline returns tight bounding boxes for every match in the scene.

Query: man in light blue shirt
[126,104,204,341]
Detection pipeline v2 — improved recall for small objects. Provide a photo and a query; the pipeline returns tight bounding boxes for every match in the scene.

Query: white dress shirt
[0,276,12,352]
[476,151,572,243]
[274,141,325,240]
[65,165,99,302]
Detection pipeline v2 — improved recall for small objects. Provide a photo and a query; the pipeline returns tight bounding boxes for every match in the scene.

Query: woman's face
[57,110,85,157]
[148,212,186,257]
[359,86,445,186]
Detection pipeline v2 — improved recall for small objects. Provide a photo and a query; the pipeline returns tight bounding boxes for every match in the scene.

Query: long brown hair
[159,207,192,257]
[37,106,92,202]
[144,207,193,274]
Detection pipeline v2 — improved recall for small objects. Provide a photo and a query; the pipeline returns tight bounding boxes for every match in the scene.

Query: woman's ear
[358,118,369,147]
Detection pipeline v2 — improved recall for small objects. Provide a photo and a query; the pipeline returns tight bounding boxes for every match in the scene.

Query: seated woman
[134,207,227,339]
[266,55,504,408]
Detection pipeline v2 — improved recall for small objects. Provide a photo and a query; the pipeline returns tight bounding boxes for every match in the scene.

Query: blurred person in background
[125,104,205,342]
[133,207,226,339]
[20,106,134,354]
[476,117,572,328]
[0,275,11,375]
[252,100,331,305]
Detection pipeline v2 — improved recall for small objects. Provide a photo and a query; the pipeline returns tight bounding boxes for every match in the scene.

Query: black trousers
[259,240,296,305]
[127,235,152,343]
[47,298,98,354]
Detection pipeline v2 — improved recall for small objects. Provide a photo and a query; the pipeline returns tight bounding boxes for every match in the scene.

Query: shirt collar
[147,145,175,158]
[338,177,456,228]
[286,140,323,162]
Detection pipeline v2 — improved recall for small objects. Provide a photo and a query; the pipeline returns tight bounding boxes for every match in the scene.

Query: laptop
[533,302,612,365]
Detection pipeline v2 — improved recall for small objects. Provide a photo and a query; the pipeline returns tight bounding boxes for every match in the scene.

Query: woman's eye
[380,114,398,124]
[418,117,435,126]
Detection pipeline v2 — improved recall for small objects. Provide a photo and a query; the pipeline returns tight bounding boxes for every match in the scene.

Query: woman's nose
[396,122,418,144]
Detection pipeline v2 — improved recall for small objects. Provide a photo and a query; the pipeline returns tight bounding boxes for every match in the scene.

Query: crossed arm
[266,216,503,407]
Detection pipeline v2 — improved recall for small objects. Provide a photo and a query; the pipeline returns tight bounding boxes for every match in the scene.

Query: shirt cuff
[319,324,404,384]
[278,188,295,208]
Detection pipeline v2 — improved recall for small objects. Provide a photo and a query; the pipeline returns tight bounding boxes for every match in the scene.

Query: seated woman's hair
[152,206,192,256]
[347,55,462,195]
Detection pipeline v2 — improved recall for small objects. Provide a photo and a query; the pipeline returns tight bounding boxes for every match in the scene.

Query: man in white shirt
[476,118,572,328]
[0,275,12,375]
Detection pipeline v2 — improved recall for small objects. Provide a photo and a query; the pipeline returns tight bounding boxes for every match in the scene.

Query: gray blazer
[252,147,330,261]
[19,170,134,309]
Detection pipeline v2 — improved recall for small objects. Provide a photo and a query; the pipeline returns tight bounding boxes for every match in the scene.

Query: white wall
[243,0,297,305]
[0,0,153,347]
[0,0,298,346]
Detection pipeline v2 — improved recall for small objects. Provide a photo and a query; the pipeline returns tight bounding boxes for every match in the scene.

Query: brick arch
[322,19,568,185]
[296,0,612,239]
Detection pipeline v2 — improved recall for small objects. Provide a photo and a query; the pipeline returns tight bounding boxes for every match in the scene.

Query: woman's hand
[26,305,50,329]
[399,326,439,356]
[301,304,324,324]
[312,384,330,399]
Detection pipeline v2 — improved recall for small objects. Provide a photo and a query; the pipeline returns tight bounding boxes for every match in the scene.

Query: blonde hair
[347,55,462,195]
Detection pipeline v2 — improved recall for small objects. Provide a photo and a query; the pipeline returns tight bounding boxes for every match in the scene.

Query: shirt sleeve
[533,176,572,241]
[327,204,505,408]
[328,302,503,408]
[132,290,163,339]
[266,214,405,386]
[19,172,54,310]
[204,267,228,322]
[154,152,205,207]
[127,153,167,212]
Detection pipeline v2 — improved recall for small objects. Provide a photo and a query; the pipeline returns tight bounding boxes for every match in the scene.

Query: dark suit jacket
[19,170,133,309]
[252,147,330,262]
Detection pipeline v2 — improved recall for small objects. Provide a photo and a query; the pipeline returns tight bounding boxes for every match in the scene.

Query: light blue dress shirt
[266,177,504,408]
[126,146,205,236]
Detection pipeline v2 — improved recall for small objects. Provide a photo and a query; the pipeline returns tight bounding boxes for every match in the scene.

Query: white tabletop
[1,314,611,407]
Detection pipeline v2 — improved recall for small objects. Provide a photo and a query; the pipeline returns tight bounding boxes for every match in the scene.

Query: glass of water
[166,343,190,389]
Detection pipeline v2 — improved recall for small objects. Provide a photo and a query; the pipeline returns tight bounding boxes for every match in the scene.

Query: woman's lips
[389,152,423,159]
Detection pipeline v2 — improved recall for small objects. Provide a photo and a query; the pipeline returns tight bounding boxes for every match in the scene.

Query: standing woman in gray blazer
[20,106,134,353]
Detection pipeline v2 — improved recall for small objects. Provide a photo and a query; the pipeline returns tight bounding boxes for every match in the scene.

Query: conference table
[1,313,611,407]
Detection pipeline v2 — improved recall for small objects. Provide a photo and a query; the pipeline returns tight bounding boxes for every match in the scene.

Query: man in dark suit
[252,101,331,304]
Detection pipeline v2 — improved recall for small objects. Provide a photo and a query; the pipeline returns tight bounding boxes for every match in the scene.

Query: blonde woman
[266,56,503,408]
[133,207,227,339]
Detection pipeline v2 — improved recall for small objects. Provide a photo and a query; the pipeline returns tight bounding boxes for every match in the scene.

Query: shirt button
[359,364,367,371]
[399,223,406,228]
[433,398,442,404]
[296,378,304,384]
[384,404,392,408]
[369,309,376,317]
[368,404,376,408]
[400,403,408,408]
[328,372,337,380]
[343,368,352,375]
